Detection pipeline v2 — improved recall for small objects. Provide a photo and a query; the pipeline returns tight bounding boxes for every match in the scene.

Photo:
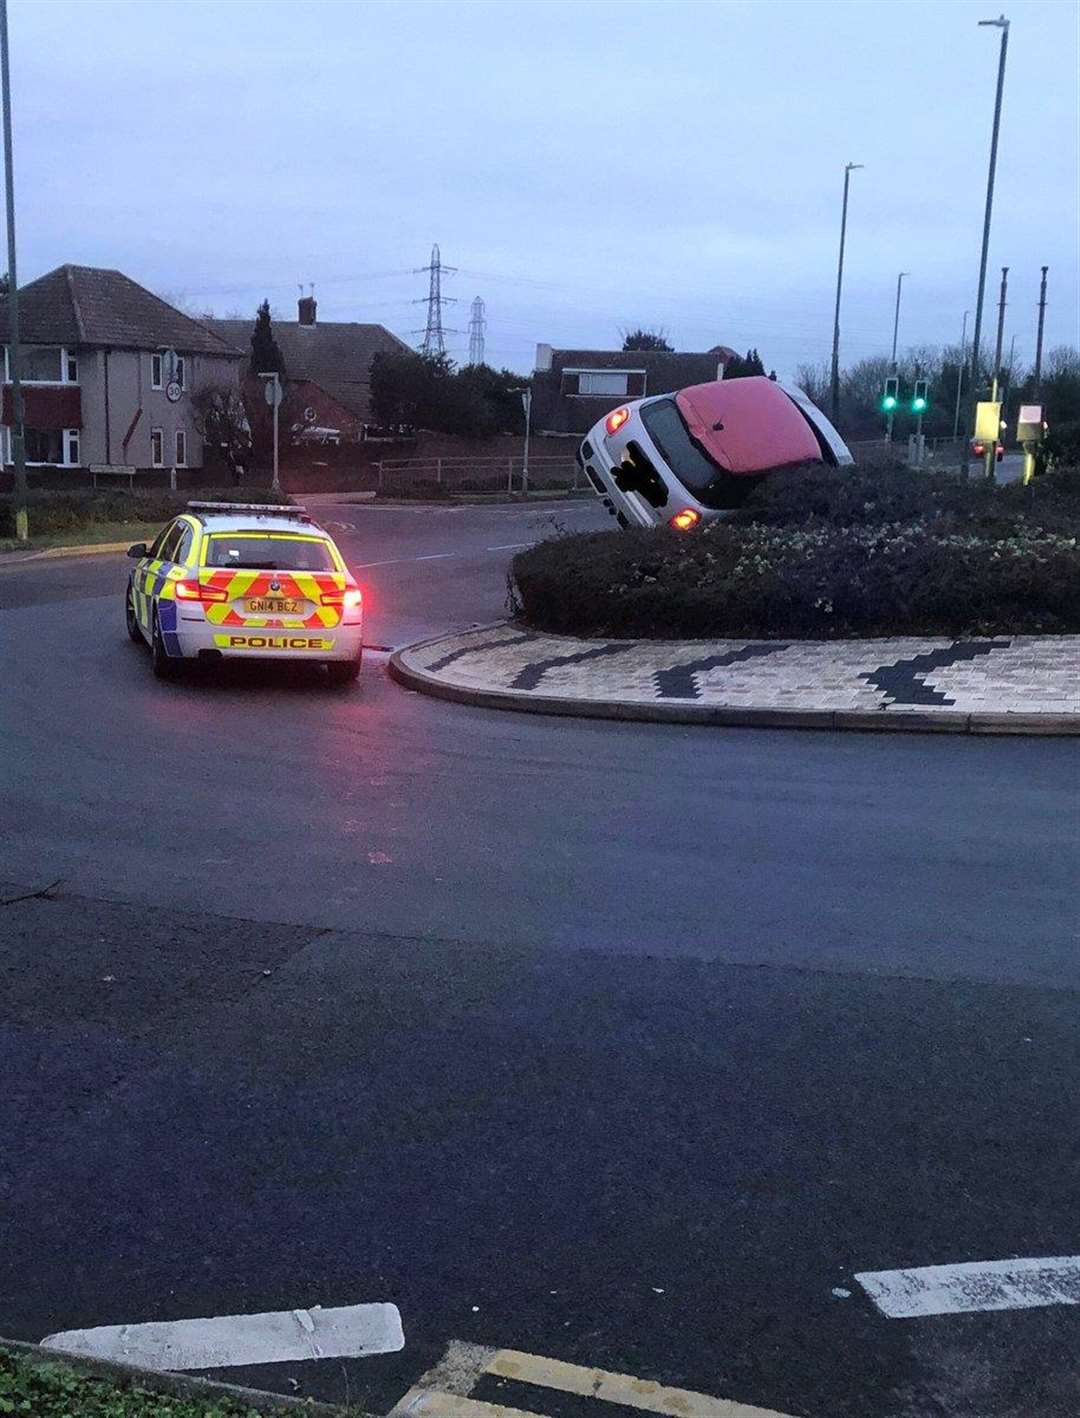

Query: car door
[139,520,184,632]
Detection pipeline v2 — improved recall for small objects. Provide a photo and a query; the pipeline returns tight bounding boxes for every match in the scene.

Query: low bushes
[0,486,289,539]
[510,462,1080,638]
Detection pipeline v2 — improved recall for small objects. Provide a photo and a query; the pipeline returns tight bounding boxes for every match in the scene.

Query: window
[151,354,163,389]
[150,428,164,466]
[66,352,78,383]
[149,522,177,559]
[157,523,186,563]
[579,371,630,396]
[174,356,185,390]
[21,346,63,382]
[64,429,80,466]
[25,429,64,464]
[639,397,757,510]
[175,525,194,565]
[174,429,187,466]
[206,534,335,571]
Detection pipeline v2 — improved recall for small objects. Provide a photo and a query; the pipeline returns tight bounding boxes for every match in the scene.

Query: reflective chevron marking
[390,1341,799,1418]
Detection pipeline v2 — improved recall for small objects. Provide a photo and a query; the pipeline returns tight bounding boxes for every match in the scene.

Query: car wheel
[325,655,361,687]
[125,585,143,643]
[151,609,181,680]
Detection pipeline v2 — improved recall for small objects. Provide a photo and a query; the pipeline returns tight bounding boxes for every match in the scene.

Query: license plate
[245,597,303,614]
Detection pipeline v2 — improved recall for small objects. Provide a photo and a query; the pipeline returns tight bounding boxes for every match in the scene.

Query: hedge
[0,486,291,538]
[510,462,1080,639]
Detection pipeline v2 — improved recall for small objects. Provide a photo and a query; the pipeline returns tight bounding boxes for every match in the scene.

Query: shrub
[511,461,1080,639]
[0,486,290,538]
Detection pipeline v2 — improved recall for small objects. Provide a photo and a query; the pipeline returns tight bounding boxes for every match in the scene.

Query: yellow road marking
[488,1350,796,1418]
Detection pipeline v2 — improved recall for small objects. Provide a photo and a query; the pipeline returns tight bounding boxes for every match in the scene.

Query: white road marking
[416,553,457,561]
[855,1255,1080,1319]
[391,1341,797,1418]
[41,1301,404,1371]
[486,543,529,551]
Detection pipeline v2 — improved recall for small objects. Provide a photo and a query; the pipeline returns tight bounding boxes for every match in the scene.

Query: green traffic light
[882,396,897,411]
[912,397,927,412]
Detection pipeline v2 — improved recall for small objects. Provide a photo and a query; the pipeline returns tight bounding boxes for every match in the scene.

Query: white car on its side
[577,375,853,530]
[125,501,363,683]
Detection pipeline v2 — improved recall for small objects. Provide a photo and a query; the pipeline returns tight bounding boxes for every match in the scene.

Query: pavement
[392,624,1080,734]
[3,497,1080,1418]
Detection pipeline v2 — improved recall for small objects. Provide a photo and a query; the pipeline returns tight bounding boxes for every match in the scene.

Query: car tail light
[175,579,227,601]
[320,586,363,607]
[605,407,630,436]
[669,508,701,531]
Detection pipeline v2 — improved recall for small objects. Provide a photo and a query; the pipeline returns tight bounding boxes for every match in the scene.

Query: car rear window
[206,534,335,571]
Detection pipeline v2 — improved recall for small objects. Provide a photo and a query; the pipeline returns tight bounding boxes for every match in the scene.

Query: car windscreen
[639,398,722,494]
[206,534,335,571]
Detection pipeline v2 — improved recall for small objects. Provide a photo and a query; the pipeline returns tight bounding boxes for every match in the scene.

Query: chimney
[298,294,317,326]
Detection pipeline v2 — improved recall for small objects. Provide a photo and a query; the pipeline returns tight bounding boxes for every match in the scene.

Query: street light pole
[258,370,281,493]
[830,162,863,427]
[953,309,970,439]
[886,271,908,442]
[0,0,27,541]
[965,14,1010,473]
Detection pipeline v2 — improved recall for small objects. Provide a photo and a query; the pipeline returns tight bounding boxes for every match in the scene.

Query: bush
[0,486,290,538]
[511,462,1080,638]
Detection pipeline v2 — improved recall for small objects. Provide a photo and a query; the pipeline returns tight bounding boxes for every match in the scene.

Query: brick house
[531,343,734,437]
[0,265,244,474]
[207,296,410,442]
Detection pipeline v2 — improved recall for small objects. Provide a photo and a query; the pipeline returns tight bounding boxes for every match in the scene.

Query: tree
[622,328,673,352]
[370,350,525,437]
[191,382,253,483]
[722,348,767,379]
[249,299,285,379]
[0,272,9,296]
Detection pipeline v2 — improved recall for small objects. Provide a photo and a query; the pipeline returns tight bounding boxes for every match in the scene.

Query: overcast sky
[8,0,1079,377]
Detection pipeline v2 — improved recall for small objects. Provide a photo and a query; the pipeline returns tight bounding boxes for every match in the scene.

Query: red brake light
[320,585,363,607]
[343,588,363,609]
[669,508,701,532]
[605,407,630,436]
[175,579,227,602]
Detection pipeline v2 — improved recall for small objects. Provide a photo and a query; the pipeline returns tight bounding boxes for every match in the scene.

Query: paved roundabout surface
[2,498,1079,1418]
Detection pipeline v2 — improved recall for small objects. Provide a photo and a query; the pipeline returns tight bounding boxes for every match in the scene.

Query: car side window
[175,526,194,565]
[158,524,185,564]
[148,523,175,560]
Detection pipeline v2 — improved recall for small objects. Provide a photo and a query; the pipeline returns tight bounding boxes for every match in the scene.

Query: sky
[7,0,1080,378]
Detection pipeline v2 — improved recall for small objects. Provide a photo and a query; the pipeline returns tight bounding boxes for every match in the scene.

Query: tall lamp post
[886,271,908,442]
[830,162,863,426]
[0,0,27,541]
[965,14,1010,474]
[953,309,970,439]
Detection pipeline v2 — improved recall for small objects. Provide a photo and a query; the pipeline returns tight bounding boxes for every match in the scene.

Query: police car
[578,375,853,530]
[125,502,363,683]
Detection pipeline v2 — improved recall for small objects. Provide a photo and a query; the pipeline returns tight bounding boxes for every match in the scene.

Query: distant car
[577,375,853,530]
[971,438,1005,462]
[125,501,363,684]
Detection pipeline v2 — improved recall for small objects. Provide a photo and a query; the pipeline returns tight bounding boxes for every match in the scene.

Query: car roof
[674,376,822,474]
[198,514,331,536]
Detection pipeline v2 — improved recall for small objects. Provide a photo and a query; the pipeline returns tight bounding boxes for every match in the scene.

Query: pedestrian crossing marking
[391,1341,800,1418]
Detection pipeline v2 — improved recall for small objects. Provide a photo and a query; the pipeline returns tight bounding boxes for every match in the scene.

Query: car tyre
[125,585,143,643]
[151,609,181,680]
[325,654,361,687]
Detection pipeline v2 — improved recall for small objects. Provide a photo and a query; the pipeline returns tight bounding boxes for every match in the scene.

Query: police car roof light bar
[187,501,308,517]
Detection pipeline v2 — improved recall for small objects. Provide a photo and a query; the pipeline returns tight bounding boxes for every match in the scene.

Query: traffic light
[881,376,899,412]
[911,379,929,414]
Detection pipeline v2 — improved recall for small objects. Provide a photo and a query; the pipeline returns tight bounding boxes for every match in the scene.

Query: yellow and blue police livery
[125,502,363,684]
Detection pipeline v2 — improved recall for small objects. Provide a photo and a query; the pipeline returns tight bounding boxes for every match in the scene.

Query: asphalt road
[2,498,1078,1418]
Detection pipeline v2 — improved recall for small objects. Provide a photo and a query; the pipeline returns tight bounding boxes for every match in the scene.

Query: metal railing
[374,455,580,495]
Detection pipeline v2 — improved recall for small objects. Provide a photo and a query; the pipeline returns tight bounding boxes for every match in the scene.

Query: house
[531,344,735,437]
[206,296,410,440]
[0,265,244,474]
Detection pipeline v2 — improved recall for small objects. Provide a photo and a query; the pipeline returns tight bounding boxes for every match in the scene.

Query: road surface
[1,499,1078,1418]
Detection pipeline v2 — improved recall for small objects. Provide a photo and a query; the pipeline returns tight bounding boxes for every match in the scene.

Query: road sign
[263,378,282,408]
[165,380,182,403]
[974,400,1002,441]
[1017,404,1045,442]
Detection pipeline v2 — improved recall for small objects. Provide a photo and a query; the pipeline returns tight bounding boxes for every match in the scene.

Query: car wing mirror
[127,542,148,558]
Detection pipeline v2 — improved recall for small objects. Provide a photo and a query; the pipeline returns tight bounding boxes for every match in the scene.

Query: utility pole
[1034,264,1048,398]
[830,161,863,427]
[886,271,908,443]
[259,371,281,493]
[984,264,1008,480]
[966,14,1010,474]
[953,309,970,439]
[0,0,27,541]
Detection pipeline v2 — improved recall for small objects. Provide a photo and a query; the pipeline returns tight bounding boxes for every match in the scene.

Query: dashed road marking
[391,1341,798,1418]
[486,543,529,551]
[41,1301,404,1370]
[855,1255,1080,1319]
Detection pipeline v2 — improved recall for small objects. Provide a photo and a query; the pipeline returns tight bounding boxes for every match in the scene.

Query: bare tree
[191,382,252,484]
